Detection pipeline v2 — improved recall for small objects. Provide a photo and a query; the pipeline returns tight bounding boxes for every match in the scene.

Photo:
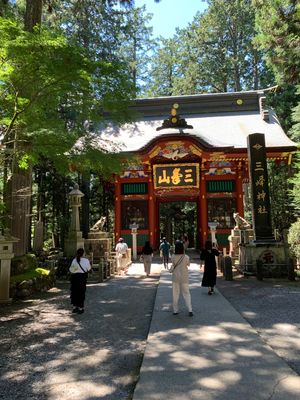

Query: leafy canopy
[0,16,135,173]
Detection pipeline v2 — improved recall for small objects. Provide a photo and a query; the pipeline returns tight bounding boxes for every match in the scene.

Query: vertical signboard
[247,133,274,241]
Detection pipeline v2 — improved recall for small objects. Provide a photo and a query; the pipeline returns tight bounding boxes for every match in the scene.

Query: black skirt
[202,265,217,287]
[201,249,218,287]
[70,273,87,308]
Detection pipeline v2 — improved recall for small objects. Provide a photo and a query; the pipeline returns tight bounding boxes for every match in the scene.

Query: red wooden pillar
[115,178,121,241]
[236,163,244,216]
[148,175,156,248]
[199,171,208,248]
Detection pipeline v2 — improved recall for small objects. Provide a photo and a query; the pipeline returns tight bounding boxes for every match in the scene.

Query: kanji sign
[247,133,274,241]
[153,163,199,189]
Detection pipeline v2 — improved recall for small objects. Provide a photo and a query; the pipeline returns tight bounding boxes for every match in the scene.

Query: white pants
[172,282,192,313]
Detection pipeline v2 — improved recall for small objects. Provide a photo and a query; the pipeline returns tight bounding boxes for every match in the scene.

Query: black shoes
[72,307,84,314]
[173,312,193,317]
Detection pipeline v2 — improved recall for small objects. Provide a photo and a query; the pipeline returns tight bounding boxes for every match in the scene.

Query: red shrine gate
[109,91,296,251]
[114,137,245,250]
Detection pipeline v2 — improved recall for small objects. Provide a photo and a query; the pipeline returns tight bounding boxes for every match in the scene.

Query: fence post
[256,259,263,280]
[224,256,233,281]
[287,258,296,281]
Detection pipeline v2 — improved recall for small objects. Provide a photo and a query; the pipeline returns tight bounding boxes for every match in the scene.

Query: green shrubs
[288,219,300,259]
[11,253,37,275]
[10,267,50,284]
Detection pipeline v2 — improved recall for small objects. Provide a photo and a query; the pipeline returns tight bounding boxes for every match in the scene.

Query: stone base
[88,231,110,239]
[239,242,290,277]
[64,231,85,257]
[0,298,12,304]
[84,237,112,264]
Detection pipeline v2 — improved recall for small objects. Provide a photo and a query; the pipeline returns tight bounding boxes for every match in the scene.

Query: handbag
[78,260,92,276]
[168,255,184,273]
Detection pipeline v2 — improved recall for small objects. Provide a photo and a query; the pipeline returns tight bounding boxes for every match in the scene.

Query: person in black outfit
[69,248,91,313]
[200,240,220,295]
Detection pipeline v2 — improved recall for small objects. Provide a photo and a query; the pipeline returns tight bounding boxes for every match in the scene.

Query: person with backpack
[159,237,171,268]
[69,248,91,314]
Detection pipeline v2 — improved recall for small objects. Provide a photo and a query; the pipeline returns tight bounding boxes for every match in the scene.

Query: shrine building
[101,90,297,250]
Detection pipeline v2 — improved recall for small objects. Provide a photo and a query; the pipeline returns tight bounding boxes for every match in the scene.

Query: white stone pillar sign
[129,223,139,261]
[0,232,19,303]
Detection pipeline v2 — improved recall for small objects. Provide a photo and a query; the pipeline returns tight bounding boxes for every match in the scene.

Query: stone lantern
[0,230,19,303]
[129,222,139,261]
[208,221,218,246]
[64,184,85,257]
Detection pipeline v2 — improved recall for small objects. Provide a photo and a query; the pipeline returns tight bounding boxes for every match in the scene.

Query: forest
[0,0,299,256]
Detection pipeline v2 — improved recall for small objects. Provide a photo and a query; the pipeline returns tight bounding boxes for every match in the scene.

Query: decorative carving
[160,143,190,160]
[156,103,193,131]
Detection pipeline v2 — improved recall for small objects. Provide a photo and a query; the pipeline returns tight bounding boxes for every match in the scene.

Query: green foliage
[112,5,155,96]
[290,85,300,141]
[268,160,295,231]
[253,0,300,85]
[146,0,274,95]
[11,253,37,272]
[0,16,135,173]
[288,218,300,259]
[10,266,50,284]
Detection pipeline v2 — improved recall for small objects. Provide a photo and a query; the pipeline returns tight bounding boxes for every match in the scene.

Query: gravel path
[0,267,160,400]
[1,259,299,400]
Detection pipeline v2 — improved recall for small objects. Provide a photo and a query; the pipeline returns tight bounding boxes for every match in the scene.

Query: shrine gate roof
[100,91,297,153]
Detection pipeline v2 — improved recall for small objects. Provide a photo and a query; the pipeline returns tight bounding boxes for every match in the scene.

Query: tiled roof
[99,91,297,153]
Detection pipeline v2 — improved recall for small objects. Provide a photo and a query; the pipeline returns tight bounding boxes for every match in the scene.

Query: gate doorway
[159,201,198,247]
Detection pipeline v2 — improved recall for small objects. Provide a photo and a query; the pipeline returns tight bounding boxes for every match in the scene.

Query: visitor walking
[140,241,153,276]
[183,234,189,251]
[69,248,91,314]
[171,240,193,316]
[200,240,220,295]
[159,237,170,268]
[115,237,129,270]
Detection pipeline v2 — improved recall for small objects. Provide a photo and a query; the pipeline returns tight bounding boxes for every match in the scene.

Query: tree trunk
[80,172,91,239]
[24,0,43,32]
[252,48,259,90]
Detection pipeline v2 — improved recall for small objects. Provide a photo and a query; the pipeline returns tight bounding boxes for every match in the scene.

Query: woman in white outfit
[171,240,193,316]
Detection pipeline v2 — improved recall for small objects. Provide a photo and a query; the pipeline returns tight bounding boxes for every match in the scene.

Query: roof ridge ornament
[156,103,193,131]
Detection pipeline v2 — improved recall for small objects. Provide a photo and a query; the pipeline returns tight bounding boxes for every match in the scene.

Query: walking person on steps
[200,240,220,295]
[69,248,91,314]
[140,241,153,277]
[171,240,193,317]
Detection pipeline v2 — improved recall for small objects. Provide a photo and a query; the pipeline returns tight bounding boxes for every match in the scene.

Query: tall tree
[0,3,135,250]
[145,37,180,96]
[253,0,300,230]
[146,0,272,95]
[253,0,299,86]
[116,5,155,96]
